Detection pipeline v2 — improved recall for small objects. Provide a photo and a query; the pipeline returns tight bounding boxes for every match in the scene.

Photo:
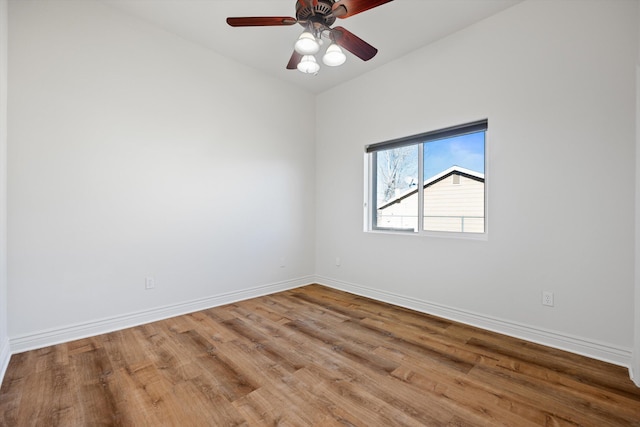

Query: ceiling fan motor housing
[296,0,337,28]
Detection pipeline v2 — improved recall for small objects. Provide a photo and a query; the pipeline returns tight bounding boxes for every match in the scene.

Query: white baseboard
[316,276,633,369]
[10,276,314,354]
[0,336,10,387]
[7,275,634,379]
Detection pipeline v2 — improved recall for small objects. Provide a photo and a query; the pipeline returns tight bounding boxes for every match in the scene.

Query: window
[366,120,487,235]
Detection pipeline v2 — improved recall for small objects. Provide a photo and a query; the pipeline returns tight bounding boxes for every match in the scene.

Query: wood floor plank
[1,284,639,426]
[392,362,558,427]
[468,363,635,427]
[232,385,310,427]
[467,335,640,399]
[238,296,295,325]
[291,367,419,426]
[184,310,238,343]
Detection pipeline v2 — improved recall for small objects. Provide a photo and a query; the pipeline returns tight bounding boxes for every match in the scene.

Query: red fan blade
[286,51,303,70]
[332,26,377,61]
[226,17,297,27]
[332,0,393,19]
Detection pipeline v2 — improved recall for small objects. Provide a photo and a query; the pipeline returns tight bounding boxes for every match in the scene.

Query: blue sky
[424,131,485,179]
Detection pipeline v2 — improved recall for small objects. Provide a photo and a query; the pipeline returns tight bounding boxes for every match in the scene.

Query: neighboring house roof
[379,165,484,210]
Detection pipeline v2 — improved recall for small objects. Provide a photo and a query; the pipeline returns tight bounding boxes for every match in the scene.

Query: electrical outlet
[542,291,554,307]
[335,257,341,266]
[145,277,155,290]
[280,257,286,268]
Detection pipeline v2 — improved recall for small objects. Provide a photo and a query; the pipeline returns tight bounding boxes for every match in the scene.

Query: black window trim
[365,119,488,154]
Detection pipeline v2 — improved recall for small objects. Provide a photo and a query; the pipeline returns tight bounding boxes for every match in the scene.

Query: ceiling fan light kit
[227,0,393,75]
[295,30,345,73]
[322,43,346,66]
[294,31,321,55]
[297,55,321,74]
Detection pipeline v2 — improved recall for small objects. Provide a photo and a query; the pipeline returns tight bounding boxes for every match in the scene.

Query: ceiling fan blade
[226,17,297,27]
[286,51,303,70]
[332,0,393,19]
[332,26,378,61]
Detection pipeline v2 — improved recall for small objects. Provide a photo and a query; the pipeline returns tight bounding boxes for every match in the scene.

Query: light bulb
[294,31,320,55]
[297,55,320,74]
[322,43,346,67]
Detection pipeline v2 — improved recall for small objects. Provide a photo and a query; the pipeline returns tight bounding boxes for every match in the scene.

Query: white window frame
[364,120,488,239]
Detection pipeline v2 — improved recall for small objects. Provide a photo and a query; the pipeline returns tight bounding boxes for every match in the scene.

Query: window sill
[365,229,488,241]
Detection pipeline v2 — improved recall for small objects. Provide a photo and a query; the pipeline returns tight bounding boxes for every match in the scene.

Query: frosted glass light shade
[294,31,320,55]
[322,43,346,66]
[297,55,320,74]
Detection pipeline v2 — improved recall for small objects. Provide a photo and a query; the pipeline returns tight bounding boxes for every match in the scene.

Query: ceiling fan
[226,0,393,74]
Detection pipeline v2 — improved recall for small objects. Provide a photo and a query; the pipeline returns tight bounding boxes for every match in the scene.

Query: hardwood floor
[1,284,639,426]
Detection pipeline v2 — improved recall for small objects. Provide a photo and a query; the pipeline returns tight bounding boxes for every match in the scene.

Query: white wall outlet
[280,257,286,268]
[145,277,155,290]
[335,257,341,266]
[542,291,554,307]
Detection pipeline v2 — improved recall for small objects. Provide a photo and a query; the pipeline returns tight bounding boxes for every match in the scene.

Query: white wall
[316,0,638,367]
[7,0,316,348]
[0,0,10,382]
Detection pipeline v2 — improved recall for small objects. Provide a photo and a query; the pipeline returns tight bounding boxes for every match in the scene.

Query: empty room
[1,0,640,425]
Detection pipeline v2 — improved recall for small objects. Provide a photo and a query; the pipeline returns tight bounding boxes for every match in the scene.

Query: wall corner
[633,0,640,387]
[0,0,9,389]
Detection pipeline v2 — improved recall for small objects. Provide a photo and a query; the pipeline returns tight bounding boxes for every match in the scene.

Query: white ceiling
[100,0,522,94]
